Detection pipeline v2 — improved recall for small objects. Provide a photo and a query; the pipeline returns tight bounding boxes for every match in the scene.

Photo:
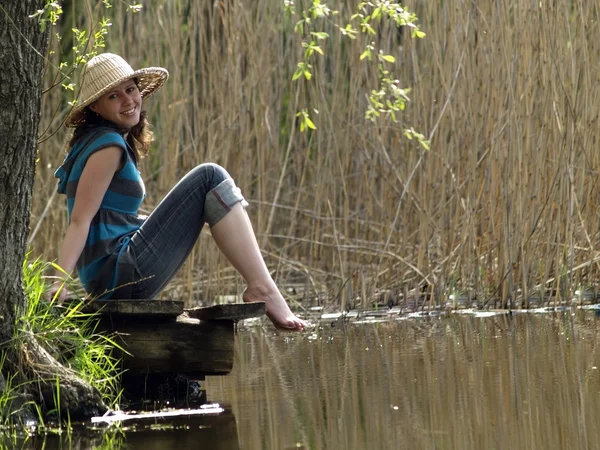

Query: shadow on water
[5,310,600,449]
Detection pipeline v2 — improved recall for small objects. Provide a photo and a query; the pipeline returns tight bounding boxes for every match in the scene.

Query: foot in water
[243,283,307,331]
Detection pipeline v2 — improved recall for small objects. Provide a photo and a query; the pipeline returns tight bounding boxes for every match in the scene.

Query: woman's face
[89,79,142,128]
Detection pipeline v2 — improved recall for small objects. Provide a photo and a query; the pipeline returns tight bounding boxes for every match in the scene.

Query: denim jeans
[116,163,247,299]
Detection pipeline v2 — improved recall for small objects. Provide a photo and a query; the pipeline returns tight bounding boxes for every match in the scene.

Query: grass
[0,255,123,428]
[20,256,124,408]
[28,0,600,310]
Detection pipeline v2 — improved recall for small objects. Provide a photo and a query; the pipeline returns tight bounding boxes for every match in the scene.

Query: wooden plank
[184,302,266,321]
[67,299,184,317]
[106,316,235,376]
[67,299,264,322]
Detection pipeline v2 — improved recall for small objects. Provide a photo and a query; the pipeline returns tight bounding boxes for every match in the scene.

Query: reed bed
[208,314,600,449]
[30,0,600,309]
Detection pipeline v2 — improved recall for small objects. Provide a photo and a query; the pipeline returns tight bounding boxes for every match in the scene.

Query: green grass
[21,255,124,407]
[0,255,124,427]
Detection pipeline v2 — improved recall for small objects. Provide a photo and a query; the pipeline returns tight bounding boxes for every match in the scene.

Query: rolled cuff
[205,178,249,226]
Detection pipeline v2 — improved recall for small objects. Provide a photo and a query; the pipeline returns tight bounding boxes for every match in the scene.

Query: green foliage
[286,0,430,149]
[28,2,63,32]
[16,256,124,408]
[404,127,430,150]
[127,4,143,13]
[0,355,32,427]
[296,109,317,132]
[32,0,143,110]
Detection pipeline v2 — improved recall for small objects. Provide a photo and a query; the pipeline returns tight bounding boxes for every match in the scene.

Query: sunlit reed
[31,0,600,309]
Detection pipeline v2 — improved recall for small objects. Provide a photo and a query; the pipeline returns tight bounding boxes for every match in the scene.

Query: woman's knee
[189,163,231,190]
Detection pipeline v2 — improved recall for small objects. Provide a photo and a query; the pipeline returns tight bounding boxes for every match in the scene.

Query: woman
[49,53,306,331]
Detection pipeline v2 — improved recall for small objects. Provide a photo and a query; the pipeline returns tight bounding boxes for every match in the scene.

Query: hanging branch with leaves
[286,0,429,149]
[30,0,143,142]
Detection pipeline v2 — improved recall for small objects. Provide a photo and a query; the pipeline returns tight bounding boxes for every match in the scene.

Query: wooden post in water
[73,299,266,403]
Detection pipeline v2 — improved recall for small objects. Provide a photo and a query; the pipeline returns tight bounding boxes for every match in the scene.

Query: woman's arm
[49,146,123,300]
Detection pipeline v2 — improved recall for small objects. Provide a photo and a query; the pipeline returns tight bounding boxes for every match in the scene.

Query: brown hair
[66,108,154,160]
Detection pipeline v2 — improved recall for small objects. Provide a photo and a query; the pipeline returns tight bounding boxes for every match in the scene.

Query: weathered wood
[67,300,261,395]
[107,316,235,376]
[184,302,266,321]
[71,299,184,318]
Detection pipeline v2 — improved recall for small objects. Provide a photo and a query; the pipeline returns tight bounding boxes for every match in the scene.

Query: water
[5,310,600,449]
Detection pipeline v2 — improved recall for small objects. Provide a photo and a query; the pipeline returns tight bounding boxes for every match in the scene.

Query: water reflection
[208,312,600,450]
[4,311,600,449]
[1,408,240,449]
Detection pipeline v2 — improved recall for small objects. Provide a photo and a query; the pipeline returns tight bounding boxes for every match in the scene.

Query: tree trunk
[0,0,47,344]
[0,1,107,421]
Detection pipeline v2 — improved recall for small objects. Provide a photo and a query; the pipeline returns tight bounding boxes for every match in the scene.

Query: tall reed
[30,0,600,309]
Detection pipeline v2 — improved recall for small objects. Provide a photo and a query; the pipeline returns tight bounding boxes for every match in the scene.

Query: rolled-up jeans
[117,163,247,299]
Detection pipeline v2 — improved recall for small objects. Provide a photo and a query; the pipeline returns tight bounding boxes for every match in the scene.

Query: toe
[278,316,306,331]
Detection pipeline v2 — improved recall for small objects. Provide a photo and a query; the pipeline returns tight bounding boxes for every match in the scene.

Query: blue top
[55,127,145,298]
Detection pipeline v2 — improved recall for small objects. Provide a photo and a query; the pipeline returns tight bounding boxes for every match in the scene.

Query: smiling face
[89,79,142,128]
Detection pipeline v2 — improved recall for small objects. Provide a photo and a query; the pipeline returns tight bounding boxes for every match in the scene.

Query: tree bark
[0,1,107,421]
[0,0,47,343]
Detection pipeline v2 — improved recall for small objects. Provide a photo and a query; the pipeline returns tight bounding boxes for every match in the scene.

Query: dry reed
[30,0,600,309]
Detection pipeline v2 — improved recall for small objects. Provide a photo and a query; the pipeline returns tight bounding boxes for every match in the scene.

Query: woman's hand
[46,278,71,303]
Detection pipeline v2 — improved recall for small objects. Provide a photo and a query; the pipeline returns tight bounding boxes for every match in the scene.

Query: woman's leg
[127,163,305,330]
[210,203,307,331]
[128,163,244,298]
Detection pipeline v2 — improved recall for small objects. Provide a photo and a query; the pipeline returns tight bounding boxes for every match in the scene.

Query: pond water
[6,310,600,449]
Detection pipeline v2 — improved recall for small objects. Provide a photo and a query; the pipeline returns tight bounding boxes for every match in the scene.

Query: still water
[7,310,600,449]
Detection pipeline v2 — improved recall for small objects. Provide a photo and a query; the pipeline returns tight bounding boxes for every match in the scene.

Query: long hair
[66,109,154,160]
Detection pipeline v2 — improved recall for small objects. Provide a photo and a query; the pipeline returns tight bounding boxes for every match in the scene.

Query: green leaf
[379,54,396,63]
[127,4,143,13]
[304,116,316,130]
[311,32,329,40]
[292,67,304,81]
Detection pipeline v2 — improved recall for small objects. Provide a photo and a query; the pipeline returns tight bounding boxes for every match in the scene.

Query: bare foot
[243,283,307,331]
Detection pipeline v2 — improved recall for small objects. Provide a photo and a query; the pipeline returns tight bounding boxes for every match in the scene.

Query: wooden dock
[76,299,266,402]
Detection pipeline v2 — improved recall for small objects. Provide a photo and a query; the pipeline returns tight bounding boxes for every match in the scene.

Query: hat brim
[65,67,169,127]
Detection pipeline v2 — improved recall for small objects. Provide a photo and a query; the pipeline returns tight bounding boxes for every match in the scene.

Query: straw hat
[65,53,169,127]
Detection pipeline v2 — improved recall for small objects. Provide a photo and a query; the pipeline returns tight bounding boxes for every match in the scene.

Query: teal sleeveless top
[55,127,145,298]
